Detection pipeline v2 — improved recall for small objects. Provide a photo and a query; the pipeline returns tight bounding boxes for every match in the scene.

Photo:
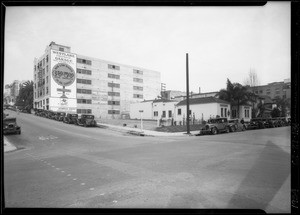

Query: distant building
[33,42,161,119]
[248,79,291,100]
[130,99,177,120]
[173,91,218,101]
[161,90,186,101]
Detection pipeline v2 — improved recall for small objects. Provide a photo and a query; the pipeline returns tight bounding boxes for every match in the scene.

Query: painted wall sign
[52,63,75,87]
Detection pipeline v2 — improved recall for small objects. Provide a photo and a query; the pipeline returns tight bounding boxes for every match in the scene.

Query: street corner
[4,136,17,153]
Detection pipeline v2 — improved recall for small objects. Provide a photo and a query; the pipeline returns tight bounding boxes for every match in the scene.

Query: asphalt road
[4,110,290,213]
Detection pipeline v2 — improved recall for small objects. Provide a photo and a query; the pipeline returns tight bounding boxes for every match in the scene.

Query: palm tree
[16,80,34,111]
[218,79,256,118]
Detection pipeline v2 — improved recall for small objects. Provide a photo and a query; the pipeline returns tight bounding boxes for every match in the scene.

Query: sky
[4,2,290,93]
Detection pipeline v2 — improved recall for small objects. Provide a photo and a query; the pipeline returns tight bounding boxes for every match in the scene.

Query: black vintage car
[3,117,21,135]
[228,119,246,132]
[76,114,97,127]
[200,117,231,135]
[55,112,66,121]
[247,118,265,130]
[63,113,78,124]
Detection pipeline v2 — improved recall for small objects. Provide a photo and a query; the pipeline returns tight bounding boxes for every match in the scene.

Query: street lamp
[139,110,144,131]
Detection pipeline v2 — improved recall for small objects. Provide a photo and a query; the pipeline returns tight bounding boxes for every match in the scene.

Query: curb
[4,136,17,153]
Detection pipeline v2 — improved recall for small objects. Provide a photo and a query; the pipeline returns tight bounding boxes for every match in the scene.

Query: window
[59,47,64,52]
[133,94,143,99]
[154,111,158,117]
[108,82,120,88]
[108,92,120,97]
[77,58,92,65]
[46,98,49,104]
[46,66,49,73]
[108,73,120,79]
[133,86,143,91]
[77,89,92,94]
[77,68,92,75]
[108,64,120,70]
[168,110,172,118]
[46,76,48,83]
[108,110,120,114]
[162,111,166,118]
[259,90,263,94]
[133,69,143,75]
[77,78,92,85]
[77,109,92,114]
[225,108,227,117]
[46,87,48,94]
[46,55,48,62]
[77,99,92,104]
[178,109,182,115]
[108,101,120,105]
[275,88,280,94]
[133,78,143,83]
[245,109,250,118]
[221,108,224,117]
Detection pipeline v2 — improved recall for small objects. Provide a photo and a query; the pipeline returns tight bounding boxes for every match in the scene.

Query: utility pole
[186,53,190,134]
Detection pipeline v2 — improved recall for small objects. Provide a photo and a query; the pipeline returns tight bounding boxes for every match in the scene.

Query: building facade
[174,97,231,125]
[248,79,291,100]
[130,99,177,120]
[33,42,161,119]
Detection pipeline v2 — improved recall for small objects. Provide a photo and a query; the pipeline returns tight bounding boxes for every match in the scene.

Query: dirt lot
[95,118,158,130]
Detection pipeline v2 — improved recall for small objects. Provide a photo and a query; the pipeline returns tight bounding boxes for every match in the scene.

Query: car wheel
[211,127,217,135]
[225,127,230,133]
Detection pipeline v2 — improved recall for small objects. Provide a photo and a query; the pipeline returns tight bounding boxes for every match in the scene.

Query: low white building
[231,105,252,122]
[174,97,231,125]
[130,99,177,120]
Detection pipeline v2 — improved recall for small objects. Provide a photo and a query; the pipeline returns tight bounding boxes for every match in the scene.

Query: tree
[273,96,290,117]
[15,80,34,112]
[271,107,281,118]
[218,79,256,118]
[244,68,260,87]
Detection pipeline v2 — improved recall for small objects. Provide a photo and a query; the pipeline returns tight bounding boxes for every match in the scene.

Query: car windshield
[4,118,16,124]
[85,115,94,119]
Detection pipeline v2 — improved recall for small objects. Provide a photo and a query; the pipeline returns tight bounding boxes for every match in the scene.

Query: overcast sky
[4,2,290,93]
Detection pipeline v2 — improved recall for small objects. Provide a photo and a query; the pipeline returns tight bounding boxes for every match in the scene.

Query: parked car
[247,118,265,130]
[3,117,21,135]
[76,114,97,127]
[63,113,78,124]
[55,112,66,121]
[228,118,246,132]
[47,111,56,119]
[199,117,230,135]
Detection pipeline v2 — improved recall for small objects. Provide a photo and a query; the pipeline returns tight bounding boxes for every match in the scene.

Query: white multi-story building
[33,42,161,119]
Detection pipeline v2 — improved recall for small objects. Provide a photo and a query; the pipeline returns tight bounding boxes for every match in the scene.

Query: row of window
[77,89,92,94]
[77,78,92,85]
[255,88,284,95]
[108,82,120,88]
[77,109,92,114]
[108,64,120,70]
[154,110,173,118]
[77,99,92,104]
[77,68,92,75]
[77,58,92,65]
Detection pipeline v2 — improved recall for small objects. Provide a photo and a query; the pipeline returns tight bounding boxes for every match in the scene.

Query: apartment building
[33,42,161,119]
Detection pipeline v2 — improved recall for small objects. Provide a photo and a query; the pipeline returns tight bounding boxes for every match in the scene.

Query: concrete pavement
[4,136,17,152]
[95,121,200,137]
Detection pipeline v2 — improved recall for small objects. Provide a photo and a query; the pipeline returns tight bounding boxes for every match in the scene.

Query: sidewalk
[4,136,17,152]
[95,121,200,137]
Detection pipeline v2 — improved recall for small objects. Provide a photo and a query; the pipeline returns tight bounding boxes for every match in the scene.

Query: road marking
[52,166,55,167]
[100,193,105,196]
[56,168,60,170]
[81,183,85,186]
[89,188,94,191]
[73,178,77,181]
[113,200,118,203]
[67,174,71,176]
[61,171,65,173]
